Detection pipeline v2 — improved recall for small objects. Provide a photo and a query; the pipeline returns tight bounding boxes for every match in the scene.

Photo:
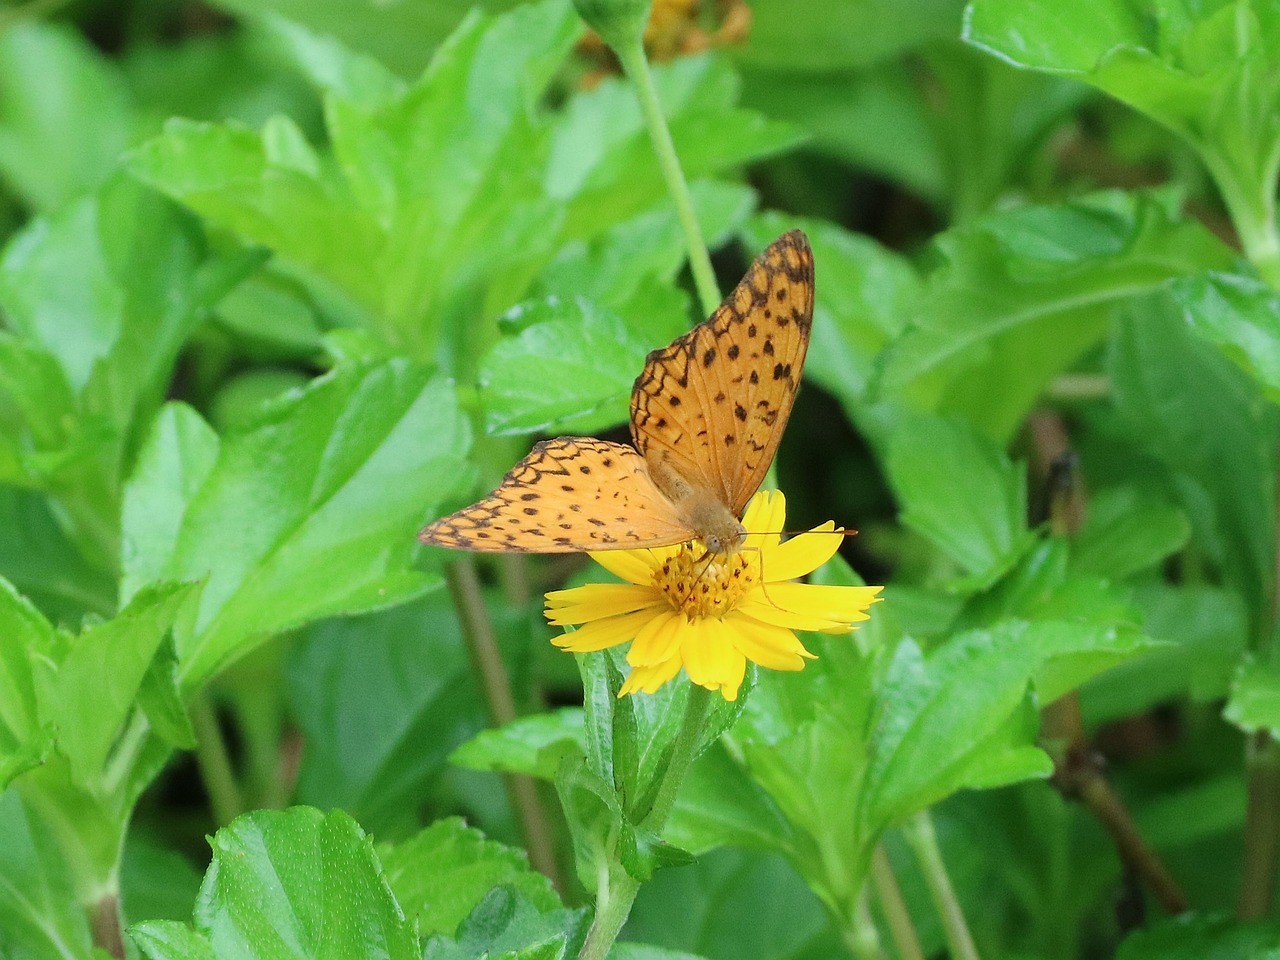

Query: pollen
[654,544,759,620]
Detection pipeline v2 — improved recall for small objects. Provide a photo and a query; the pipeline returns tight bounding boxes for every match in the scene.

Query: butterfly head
[699,517,748,556]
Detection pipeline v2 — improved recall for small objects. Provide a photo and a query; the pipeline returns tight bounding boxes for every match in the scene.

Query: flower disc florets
[654,548,758,620]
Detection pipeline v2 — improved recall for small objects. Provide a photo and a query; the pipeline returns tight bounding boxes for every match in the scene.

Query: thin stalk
[614,37,721,318]
[870,844,925,960]
[579,685,714,960]
[578,871,643,960]
[190,691,244,826]
[903,811,981,960]
[90,893,125,959]
[1239,732,1280,918]
[447,559,564,894]
[844,889,887,960]
[640,684,712,831]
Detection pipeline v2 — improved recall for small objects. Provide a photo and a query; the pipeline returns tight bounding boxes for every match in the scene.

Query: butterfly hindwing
[419,438,694,553]
[630,230,814,514]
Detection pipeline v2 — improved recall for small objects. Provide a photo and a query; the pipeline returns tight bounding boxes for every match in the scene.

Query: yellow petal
[735,596,849,633]
[618,657,683,697]
[741,490,786,548]
[544,583,659,625]
[627,610,687,667]
[724,613,813,671]
[761,523,843,582]
[765,582,883,623]
[680,617,747,699]
[553,608,657,652]
[590,549,659,585]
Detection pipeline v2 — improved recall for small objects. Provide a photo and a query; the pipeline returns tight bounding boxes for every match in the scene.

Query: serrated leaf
[285,597,490,832]
[33,582,197,789]
[1109,295,1279,639]
[379,817,560,938]
[450,709,586,780]
[423,886,588,960]
[1069,484,1191,579]
[121,360,473,687]
[478,297,652,436]
[131,807,419,960]
[1172,270,1280,399]
[874,190,1235,441]
[885,413,1034,589]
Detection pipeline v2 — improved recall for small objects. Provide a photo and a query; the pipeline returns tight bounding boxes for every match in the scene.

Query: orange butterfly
[419,230,813,556]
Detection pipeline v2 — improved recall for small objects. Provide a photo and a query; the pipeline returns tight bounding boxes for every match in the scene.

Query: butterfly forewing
[630,230,814,515]
[418,438,694,552]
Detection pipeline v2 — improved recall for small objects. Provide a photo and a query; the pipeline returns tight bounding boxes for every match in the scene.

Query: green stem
[447,559,565,894]
[1202,149,1280,289]
[843,890,887,960]
[614,37,721,318]
[1239,731,1280,918]
[190,691,244,826]
[870,844,925,960]
[578,685,713,960]
[903,811,981,960]
[639,684,713,831]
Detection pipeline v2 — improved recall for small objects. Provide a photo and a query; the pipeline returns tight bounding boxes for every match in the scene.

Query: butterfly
[419,230,813,556]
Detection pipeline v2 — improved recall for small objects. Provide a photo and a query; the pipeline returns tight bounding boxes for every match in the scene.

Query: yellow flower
[544,490,883,701]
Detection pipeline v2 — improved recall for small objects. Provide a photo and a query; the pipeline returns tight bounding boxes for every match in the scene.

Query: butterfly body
[419,231,814,555]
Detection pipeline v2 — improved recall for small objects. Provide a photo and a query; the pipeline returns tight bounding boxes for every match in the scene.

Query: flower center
[653,543,759,620]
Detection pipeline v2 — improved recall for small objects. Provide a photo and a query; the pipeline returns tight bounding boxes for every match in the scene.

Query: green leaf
[1172,270,1280,399]
[0,174,252,569]
[551,55,804,238]
[1083,583,1247,724]
[0,789,94,960]
[0,577,54,789]
[0,21,133,210]
[1225,657,1280,737]
[1109,294,1279,639]
[450,709,586,780]
[131,807,418,960]
[33,582,197,790]
[379,817,560,937]
[204,0,493,80]
[285,597,490,833]
[865,621,1135,826]
[884,414,1034,590]
[1115,913,1280,960]
[478,297,654,436]
[736,0,963,71]
[422,886,588,960]
[966,0,1280,280]
[123,360,473,687]
[874,190,1235,441]
[1069,484,1191,580]
[130,0,582,367]
[130,921,218,960]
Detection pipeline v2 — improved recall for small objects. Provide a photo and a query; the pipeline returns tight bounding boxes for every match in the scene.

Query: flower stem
[843,889,887,960]
[1239,731,1280,918]
[902,811,981,960]
[640,684,713,831]
[447,558,565,894]
[577,685,714,960]
[614,37,721,318]
[190,691,244,826]
[870,844,925,960]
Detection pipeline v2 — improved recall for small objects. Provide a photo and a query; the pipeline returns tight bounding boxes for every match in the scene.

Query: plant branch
[1239,731,1280,918]
[902,812,981,960]
[190,690,244,827]
[447,558,565,894]
[870,844,925,960]
[844,888,887,960]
